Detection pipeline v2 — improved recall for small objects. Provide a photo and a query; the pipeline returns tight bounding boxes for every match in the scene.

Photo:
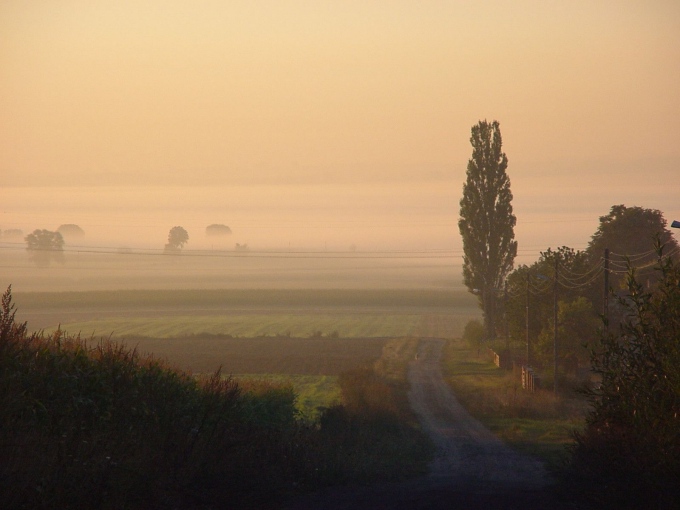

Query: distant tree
[25,229,65,267]
[585,204,679,310]
[587,205,678,260]
[57,224,85,239]
[164,226,189,254]
[459,120,517,341]
[205,224,232,237]
[234,243,249,252]
[566,245,680,508]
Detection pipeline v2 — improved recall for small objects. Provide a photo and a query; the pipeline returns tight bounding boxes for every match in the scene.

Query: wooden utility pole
[526,272,530,367]
[553,255,559,394]
[603,248,610,334]
[504,281,509,350]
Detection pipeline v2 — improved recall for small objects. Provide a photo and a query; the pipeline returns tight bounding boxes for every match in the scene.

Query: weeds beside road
[441,339,588,471]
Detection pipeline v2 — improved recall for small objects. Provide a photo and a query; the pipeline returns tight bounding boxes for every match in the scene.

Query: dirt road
[286,338,570,509]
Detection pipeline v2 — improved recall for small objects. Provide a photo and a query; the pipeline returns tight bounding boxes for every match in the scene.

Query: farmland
[9,287,478,434]
[14,288,480,339]
[120,334,389,375]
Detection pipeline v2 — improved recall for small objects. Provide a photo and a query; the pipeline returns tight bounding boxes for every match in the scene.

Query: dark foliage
[459,120,517,342]
[0,287,431,509]
[165,226,189,254]
[586,204,679,311]
[563,245,680,509]
[24,229,65,267]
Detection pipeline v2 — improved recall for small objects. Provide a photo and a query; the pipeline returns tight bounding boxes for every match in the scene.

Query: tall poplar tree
[459,120,517,341]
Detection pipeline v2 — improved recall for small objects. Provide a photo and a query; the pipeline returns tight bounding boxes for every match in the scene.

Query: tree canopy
[586,204,679,310]
[25,229,65,267]
[57,224,85,239]
[587,204,678,263]
[165,226,189,254]
[205,224,232,237]
[458,120,517,341]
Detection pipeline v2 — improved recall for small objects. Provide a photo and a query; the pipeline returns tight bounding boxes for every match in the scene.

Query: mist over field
[2,1,679,295]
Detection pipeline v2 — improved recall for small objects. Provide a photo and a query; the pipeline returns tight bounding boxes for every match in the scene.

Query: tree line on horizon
[8,223,235,267]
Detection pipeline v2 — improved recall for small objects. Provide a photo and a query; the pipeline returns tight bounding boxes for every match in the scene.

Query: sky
[1,0,679,265]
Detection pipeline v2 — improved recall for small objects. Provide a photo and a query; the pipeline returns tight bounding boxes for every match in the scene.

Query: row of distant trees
[163,224,235,254]
[9,224,233,266]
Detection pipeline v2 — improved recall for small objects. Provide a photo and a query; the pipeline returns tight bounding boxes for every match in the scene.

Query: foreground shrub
[312,352,433,485]
[0,290,433,508]
[0,287,304,509]
[563,248,680,508]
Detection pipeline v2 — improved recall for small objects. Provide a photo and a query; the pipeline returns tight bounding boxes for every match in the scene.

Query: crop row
[47,311,478,339]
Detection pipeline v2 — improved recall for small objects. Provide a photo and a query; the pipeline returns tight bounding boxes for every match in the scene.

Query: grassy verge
[441,339,588,471]
[234,374,341,422]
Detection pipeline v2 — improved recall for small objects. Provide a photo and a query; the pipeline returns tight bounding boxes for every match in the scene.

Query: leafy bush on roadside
[563,248,680,508]
[0,286,306,509]
[462,319,485,348]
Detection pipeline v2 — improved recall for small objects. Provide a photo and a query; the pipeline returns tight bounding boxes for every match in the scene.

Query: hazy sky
[1,1,679,258]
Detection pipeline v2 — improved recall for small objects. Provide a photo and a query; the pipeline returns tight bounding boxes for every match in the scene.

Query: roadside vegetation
[562,249,680,508]
[233,374,341,422]
[450,245,680,507]
[441,338,587,471]
[0,288,431,509]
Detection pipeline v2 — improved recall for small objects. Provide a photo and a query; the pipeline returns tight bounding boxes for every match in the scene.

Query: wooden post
[603,248,610,334]
[526,272,530,367]
[553,255,559,395]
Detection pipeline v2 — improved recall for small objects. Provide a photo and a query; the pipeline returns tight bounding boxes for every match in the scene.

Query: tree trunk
[483,290,496,342]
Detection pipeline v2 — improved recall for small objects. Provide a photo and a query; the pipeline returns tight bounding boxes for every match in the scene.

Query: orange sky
[1,1,679,258]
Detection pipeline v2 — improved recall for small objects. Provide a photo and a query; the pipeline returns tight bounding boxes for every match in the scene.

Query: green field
[17,288,480,339]
[234,374,341,421]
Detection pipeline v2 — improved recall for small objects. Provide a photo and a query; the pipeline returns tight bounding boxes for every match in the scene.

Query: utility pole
[504,281,509,350]
[526,272,530,367]
[603,248,610,334]
[553,255,559,395]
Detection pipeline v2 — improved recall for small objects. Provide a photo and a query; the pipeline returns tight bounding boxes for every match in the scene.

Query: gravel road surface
[285,338,572,509]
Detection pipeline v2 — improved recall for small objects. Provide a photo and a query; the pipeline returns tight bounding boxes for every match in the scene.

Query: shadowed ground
[284,339,574,509]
